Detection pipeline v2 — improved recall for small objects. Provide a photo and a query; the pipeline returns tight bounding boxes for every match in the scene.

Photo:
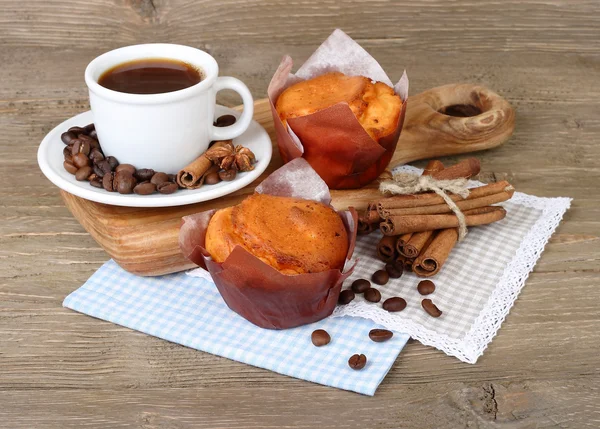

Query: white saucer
[37,105,272,207]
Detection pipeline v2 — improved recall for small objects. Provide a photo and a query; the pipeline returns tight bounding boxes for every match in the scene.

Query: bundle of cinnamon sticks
[360,158,515,278]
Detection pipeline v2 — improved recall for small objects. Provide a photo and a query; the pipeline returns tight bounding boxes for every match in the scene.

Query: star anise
[206,142,256,172]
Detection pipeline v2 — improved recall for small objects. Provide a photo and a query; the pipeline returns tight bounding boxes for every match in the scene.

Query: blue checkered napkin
[63,260,409,396]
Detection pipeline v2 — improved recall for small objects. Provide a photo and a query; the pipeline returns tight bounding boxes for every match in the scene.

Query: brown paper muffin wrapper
[179,158,358,329]
[267,29,409,190]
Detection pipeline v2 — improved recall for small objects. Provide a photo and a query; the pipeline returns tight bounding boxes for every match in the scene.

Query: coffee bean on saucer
[72,153,91,169]
[133,181,156,195]
[382,297,407,312]
[94,160,112,178]
[63,144,73,159]
[61,131,76,145]
[219,169,237,181]
[364,288,381,303]
[157,181,178,194]
[90,176,103,188]
[348,354,367,370]
[78,134,100,150]
[63,160,78,175]
[422,299,442,318]
[417,280,435,295]
[115,171,137,194]
[311,329,331,347]
[167,173,177,183]
[83,123,95,134]
[88,129,98,140]
[71,140,90,157]
[75,166,92,181]
[371,270,389,285]
[89,149,104,164]
[351,279,371,294]
[150,172,169,185]
[68,126,85,135]
[204,171,221,185]
[106,156,119,171]
[385,262,403,279]
[338,289,355,305]
[102,172,116,192]
[115,164,136,175]
[214,114,236,127]
[135,168,155,182]
[369,329,394,343]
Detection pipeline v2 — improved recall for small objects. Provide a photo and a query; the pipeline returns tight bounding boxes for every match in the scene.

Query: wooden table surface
[1,0,599,427]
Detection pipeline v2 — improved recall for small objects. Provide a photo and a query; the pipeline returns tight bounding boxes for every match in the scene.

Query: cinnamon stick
[430,157,480,180]
[380,206,507,235]
[378,181,513,212]
[376,235,397,263]
[176,140,232,189]
[400,230,436,258]
[413,228,459,277]
[395,233,413,255]
[395,254,415,272]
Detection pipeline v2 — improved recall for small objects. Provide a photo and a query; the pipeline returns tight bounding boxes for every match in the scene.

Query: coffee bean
[75,166,92,181]
[417,280,435,295]
[71,140,91,157]
[364,288,381,303]
[61,131,76,145]
[348,354,367,370]
[214,114,236,127]
[351,279,371,294]
[63,160,78,174]
[72,153,91,168]
[422,299,442,318]
[115,164,136,175]
[157,181,178,194]
[63,145,73,159]
[88,173,99,182]
[338,289,355,305]
[133,181,156,195]
[311,329,331,347]
[94,160,111,178]
[115,171,137,194]
[219,169,237,181]
[382,297,407,312]
[150,172,169,185]
[89,149,104,164]
[204,171,221,185]
[167,173,177,183]
[369,329,394,343]
[102,172,115,192]
[90,177,103,188]
[89,129,98,140]
[68,126,85,135]
[135,168,155,182]
[385,262,403,279]
[371,270,389,285]
[106,156,119,171]
[83,123,95,134]
[79,135,100,151]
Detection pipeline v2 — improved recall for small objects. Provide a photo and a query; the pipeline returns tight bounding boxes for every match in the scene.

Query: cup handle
[210,77,254,141]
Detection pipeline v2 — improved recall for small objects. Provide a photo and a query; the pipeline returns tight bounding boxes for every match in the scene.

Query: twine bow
[380,173,471,240]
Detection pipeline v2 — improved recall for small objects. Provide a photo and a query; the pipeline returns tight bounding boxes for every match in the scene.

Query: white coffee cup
[85,44,254,173]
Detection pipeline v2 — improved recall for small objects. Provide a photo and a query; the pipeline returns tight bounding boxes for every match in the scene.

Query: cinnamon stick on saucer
[413,228,459,277]
[177,140,232,189]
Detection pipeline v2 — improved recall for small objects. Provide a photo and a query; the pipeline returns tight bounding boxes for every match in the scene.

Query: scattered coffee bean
[385,262,403,279]
[157,181,178,194]
[348,354,367,370]
[417,280,436,295]
[90,177,103,188]
[219,169,237,181]
[338,289,355,305]
[422,299,442,318]
[204,171,221,185]
[106,156,119,171]
[115,171,137,194]
[150,172,170,185]
[102,172,116,192]
[89,149,104,164]
[135,168,155,182]
[214,114,236,127]
[382,297,407,312]
[115,164,136,175]
[351,278,371,294]
[371,270,389,285]
[369,329,394,343]
[61,131,76,144]
[133,181,156,195]
[68,126,85,135]
[311,329,331,347]
[94,160,111,178]
[63,160,78,174]
[75,166,92,181]
[364,288,381,303]
[72,153,91,169]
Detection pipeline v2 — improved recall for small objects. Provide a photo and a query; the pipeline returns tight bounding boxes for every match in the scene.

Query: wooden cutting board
[61,83,514,276]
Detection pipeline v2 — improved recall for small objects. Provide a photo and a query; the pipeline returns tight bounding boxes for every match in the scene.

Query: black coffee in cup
[98,58,203,94]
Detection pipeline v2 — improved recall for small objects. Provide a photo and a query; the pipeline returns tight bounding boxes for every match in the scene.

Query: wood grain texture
[1,0,599,427]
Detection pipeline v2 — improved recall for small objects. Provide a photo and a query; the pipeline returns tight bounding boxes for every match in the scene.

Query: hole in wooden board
[438,104,482,117]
